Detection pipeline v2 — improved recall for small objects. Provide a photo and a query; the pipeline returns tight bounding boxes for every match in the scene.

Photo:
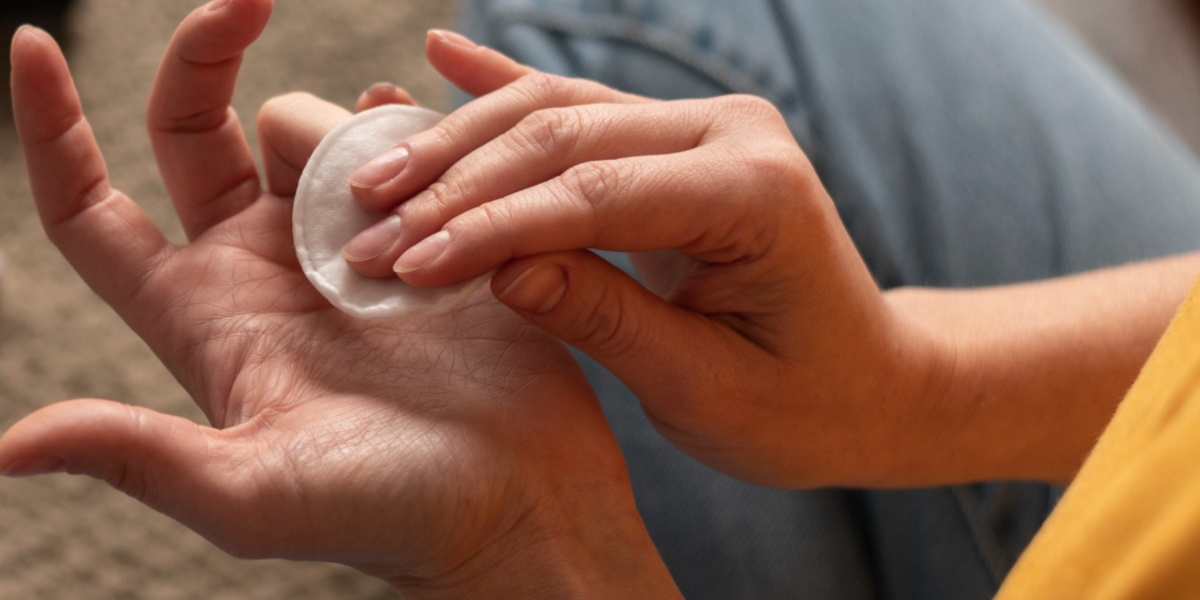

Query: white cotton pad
[294,104,488,319]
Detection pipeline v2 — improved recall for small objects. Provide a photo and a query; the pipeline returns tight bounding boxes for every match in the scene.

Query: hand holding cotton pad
[294,105,488,319]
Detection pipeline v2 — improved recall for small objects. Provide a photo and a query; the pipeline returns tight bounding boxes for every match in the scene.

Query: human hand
[339,32,950,488]
[0,2,678,597]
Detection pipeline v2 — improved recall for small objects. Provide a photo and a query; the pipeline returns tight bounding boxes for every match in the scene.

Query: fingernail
[429,29,478,49]
[367,81,399,95]
[205,0,234,12]
[350,146,410,189]
[2,456,66,478]
[394,230,451,273]
[498,264,567,315]
[358,82,397,104]
[342,215,404,262]
[13,24,45,44]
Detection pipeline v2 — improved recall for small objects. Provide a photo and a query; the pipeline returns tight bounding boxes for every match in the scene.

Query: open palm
[0,2,658,594]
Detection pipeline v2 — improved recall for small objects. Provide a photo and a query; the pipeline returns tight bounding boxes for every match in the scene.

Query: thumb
[0,399,261,550]
[492,251,732,412]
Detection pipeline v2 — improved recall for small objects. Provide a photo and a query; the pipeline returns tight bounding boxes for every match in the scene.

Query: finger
[11,26,170,309]
[394,137,805,287]
[147,0,273,241]
[0,400,266,555]
[258,92,352,197]
[348,51,647,215]
[355,82,418,113]
[341,100,714,277]
[491,251,745,430]
[425,29,533,98]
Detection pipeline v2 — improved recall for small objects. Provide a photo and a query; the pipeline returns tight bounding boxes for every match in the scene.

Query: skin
[344,30,1200,487]
[0,1,680,597]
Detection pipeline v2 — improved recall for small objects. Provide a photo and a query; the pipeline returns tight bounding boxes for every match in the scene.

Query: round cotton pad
[294,105,488,319]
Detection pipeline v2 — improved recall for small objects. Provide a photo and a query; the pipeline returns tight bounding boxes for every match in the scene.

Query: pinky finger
[355,82,418,113]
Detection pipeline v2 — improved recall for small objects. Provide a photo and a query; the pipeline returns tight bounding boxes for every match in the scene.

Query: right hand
[340,32,950,488]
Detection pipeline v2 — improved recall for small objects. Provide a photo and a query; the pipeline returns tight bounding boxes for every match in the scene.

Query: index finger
[147,0,273,241]
[348,36,649,213]
[11,27,170,312]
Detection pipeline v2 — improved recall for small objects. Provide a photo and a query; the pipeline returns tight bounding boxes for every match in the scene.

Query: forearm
[887,252,1200,484]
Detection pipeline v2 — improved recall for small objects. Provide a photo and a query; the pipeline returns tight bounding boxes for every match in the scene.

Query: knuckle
[415,109,470,158]
[560,161,623,212]
[570,285,640,358]
[420,120,458,154]
[474,198,515,236]
[719,93,785,123]
[421,179,465,215]
[727,137,812,203]
[510,107,585,158]
[746,146,806,191]
[103,460,147,503]
[512,71,574,104]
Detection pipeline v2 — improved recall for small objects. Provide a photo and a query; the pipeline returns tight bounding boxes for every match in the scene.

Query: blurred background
[0,0,1197,598]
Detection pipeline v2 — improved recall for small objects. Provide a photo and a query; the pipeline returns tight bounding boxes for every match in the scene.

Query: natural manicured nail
[359,82,414,107]
[342,215,403,263]
[13,24,47,46]
[2,456,66,478]
[497,264,567,315]
[350,146,410,189]
[394,230,451,273]
[367,81,399,95]
[429,29,478,49]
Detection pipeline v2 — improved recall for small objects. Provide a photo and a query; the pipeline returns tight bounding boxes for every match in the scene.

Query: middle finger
[146,0,273,241]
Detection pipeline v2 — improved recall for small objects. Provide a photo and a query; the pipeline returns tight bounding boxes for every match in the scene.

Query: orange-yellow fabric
[997,280,1200,599]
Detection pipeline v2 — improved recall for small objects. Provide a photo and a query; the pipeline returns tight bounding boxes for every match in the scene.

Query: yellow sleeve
[997,279,1200,599]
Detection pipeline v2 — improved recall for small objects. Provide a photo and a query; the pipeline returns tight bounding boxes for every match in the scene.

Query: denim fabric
[457,0,1200,598]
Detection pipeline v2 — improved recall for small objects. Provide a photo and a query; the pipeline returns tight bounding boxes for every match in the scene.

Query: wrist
[389,468,681,599]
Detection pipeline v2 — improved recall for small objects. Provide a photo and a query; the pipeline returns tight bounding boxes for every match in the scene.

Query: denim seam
[763,0,823,171]
[486,8,792,103]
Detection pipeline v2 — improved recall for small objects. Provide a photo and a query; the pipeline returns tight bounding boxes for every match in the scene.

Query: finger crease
[153,105,236,135]
[27,112,89,149]
[201,171,261,211]
[46,175,114,227]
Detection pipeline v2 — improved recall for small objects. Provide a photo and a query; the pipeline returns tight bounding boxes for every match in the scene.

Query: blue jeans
[458,1,1200,598]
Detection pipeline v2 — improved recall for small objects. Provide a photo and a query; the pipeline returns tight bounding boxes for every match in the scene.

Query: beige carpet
[0,1,457,598]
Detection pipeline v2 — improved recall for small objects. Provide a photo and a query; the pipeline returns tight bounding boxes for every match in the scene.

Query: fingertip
[185,0,273,60]
[1,456,67,478]
[427,29,479,51]
[11,24,46,53]
[0,399,111,477]
[426,29,532,97]
[10,24,60,77]
[355,82,418,112]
